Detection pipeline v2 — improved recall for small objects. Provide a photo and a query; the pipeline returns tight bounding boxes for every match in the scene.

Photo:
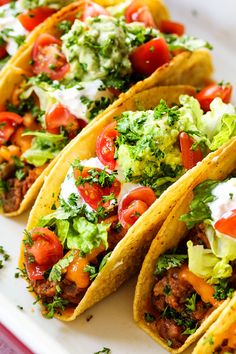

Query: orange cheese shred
[179,264,221,307]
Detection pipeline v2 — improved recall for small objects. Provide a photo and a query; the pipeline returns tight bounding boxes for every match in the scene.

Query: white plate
[0,1,236,353]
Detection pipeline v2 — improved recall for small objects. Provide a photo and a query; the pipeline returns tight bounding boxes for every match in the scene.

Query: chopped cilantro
[162,306,198,335]
[185,293,197,312]
[49,251,76,282]
[44,296,69,319]
[213,279,234,301]
[57,20,72,34]
[94,348,111,354]
[182,324,198,335]
[163,284,172,296]
[154,100,180,126]
[0,245,10,269]
[23,230,33,247]
[15,169,26,181]
[144,312,155,322]
[75,167,117,189]
[0,180,9,193]
[180,180,220,229]
[167,339,173,347]
[84,264,97,280]
[154,254,187,276]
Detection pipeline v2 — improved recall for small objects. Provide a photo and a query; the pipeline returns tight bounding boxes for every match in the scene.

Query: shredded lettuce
[22,132,67,167]
[187,240,232,284]
[67,217,109,255]
[205,223,236,261]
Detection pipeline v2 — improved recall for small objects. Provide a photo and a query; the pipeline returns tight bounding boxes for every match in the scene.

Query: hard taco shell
[133,137,236,353]
[19,85,236,322]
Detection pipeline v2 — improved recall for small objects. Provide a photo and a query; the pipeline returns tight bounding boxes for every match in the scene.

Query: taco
[19,83,236,321]
[134,129,236,352]
[193,294,236,354]
[0,0,213,216]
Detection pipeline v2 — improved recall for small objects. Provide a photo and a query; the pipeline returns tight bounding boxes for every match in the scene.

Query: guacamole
[62,15,159,81]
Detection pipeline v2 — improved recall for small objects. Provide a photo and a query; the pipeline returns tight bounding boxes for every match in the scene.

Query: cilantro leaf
[44,296,69,319]
[94,348,111,354]
[213,279,234,301]
[49,251,76,283]
[185,293,197,312]
[154,254,187,276]
[180,180,220,228]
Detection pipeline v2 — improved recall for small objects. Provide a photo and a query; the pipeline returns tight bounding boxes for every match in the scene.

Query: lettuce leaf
[180,180,220,228]
[187,240,232,284]
[67,217,108,255]
[205,223,236,261]
[201,98,236,141]
[22,131,67,167]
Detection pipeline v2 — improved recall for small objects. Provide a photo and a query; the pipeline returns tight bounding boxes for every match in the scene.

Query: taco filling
[0,0,213,214]
[145,177,236,349]
[21,91,236,317]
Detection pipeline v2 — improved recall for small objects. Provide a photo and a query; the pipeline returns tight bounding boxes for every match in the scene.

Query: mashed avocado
[116,102,184,195]
[62,15,159,82]
[20,0,73,9]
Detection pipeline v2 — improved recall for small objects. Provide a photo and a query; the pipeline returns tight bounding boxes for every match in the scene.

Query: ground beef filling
[149,226,212,349]
[30,217,127,310]
[151,266,211,349]
[0,164,45,213]
[32,278,87,305]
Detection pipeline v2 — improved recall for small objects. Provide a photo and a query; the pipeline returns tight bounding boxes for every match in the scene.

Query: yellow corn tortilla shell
[193,293,236,353]
[1,0,213,217]
[133,137,236,353]
[21,88,236,323]
[19,84,201,321]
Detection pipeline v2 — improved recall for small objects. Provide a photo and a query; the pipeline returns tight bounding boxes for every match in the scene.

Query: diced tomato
[80,1,109,20]
[179,132,203,170]
[108,87,121,97]
[130,38,170,76]
[45,104,86,139]
[215,209,236,239]
[25,227,63,280]
[118,186,156,228]
[159,20,185,36]
[196,83,233,112]
[18,7,56,32]
[0,43,7,59]
[96,122,119,170]
[31,33,69,80]
[0,0,11,5]
[125,0,156,28]
[0,112,23,146]
[74,166,121,210]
